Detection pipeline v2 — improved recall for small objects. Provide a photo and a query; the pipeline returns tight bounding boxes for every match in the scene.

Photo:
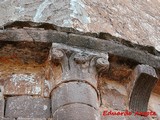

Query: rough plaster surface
[0,0,160,51]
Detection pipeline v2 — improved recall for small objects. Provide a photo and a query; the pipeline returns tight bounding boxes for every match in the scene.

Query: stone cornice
[0,21,160,69]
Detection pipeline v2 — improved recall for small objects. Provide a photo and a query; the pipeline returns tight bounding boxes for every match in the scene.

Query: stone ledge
[0,27,160,69]
[1,21,159,56]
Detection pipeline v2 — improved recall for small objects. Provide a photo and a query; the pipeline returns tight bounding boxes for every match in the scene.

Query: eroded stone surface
[101,82,128,110]
[0,41,51,96]
[5,96,51,118]
[4,73,43,95]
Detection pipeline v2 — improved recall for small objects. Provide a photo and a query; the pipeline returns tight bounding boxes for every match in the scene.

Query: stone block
[5,96,50,118]
[47,31,68,43]
[4,73,42,96]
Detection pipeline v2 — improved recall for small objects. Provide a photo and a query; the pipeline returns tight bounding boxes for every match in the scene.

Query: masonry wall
[0,26,159,120]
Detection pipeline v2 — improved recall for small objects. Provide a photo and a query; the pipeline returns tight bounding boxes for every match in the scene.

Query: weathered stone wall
[0,0,160,51]
[0,26,159,120]
[0,0,160,119]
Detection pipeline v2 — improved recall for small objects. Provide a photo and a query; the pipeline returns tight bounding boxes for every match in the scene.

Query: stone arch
[128,64,158,112]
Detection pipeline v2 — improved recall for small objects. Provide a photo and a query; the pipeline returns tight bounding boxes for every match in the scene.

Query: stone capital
[51,43,109,88]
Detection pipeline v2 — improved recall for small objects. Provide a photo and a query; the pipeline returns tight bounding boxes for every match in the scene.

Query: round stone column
[51,44,109,120]
[51,82,100,120]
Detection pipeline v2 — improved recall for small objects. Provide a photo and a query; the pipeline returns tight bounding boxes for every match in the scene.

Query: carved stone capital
[74,53,90,64]
[51,43,110,88]
[51,43,107,120]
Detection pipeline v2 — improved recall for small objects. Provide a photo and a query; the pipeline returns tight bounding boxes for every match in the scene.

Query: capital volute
[52,49,64,62]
